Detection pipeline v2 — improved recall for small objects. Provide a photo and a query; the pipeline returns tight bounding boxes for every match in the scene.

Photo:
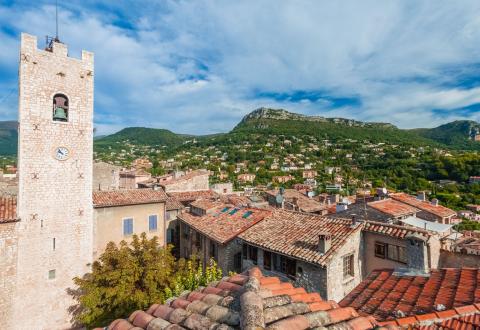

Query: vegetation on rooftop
[72,233,223,329]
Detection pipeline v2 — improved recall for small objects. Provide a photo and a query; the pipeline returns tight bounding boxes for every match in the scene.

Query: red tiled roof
[339,268,480,322]
[0,196,18,223]
[159,170,209,186]
[363,221,431,239]
[390,193,456,218]
[367,199,419,217]
[380,304,480,329]
[166,197,183,211]
[93,189,167,208]
[220,194,251,207]
[178,206,272,244]
[98,267,379,330]
[168,190,219,203]
[265,189,326,213]
[190,199,225,211]
[239,209,362,266]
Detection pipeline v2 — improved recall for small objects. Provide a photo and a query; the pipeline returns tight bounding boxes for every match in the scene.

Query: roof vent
[393,310,405,318]
[434,304,446,311]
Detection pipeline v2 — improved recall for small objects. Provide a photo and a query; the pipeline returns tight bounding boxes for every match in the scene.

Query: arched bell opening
[53,93,69,122]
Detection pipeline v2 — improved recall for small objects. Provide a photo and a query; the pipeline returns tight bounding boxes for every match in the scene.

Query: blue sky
[1,1,480,135]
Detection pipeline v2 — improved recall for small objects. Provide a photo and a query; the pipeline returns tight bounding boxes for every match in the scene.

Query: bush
[73,233,223,328]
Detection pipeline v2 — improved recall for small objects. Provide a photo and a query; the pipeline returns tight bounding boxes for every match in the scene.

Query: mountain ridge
[0,108,479,155]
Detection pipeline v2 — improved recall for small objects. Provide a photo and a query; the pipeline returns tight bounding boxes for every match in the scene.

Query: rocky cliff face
[240,107,396,128]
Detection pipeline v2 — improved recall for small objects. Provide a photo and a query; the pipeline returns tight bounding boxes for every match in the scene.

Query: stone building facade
[178,204,271,275]
[93,161,121,191]
[239,211,363,302]
[9,33,94,329]
[160,170,210,193]
[0,221,18,328]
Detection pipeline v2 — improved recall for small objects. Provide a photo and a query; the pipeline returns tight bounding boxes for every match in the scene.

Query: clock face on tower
[54,146,70,161]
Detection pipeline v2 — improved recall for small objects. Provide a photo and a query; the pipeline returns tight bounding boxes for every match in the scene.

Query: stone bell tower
[13,33,94,329]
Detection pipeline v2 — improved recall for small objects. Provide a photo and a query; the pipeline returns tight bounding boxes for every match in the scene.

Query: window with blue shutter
[123,218,133,236]
[149,215,158,232]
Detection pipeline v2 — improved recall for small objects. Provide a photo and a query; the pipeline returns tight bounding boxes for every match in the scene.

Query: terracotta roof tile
[0,196,18,223]
[93,189,167,208]
[239,209,362,266]
[390,192,456,218]
[166,197,184,211]
[363,221,431,239]
[340,268,480,323]
[178,205,272,244]
[168,190,219,203]
[159,170,209,187]
[101,267,379,330]
[367,199,419,217]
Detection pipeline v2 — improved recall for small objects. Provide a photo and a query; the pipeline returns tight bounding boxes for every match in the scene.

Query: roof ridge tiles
[101,267,379,330]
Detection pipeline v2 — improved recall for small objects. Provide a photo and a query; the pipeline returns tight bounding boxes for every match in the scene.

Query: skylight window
[221,207,231,213]
[229,208,239,215]
[242,211,253,218]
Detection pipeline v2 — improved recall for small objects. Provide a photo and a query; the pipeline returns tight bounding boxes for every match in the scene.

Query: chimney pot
[318,233,331,254]
[417,191,426,201]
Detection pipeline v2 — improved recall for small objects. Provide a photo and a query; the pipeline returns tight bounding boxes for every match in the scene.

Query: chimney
[351,215,357,227]
[431,198,439,207]
[405,233,429,273]
[417,191,426,201]
[318,233,331,254]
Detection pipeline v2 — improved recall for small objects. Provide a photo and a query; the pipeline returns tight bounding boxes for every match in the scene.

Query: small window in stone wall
[375,242,386,258]
[53,93,69,122]
[343,254,354,279]
[48,269,56,280]
[264,250,272,270]
[374,241,407,264]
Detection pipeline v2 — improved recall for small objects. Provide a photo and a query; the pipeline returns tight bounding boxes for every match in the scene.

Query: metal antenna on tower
[55,0,59,41]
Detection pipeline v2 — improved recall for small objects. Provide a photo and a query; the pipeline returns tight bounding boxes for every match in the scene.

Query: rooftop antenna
[55,0,59,42]
[45,0,61,49]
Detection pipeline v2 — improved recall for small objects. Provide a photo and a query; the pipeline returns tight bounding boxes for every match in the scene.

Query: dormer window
[53,93,68,122]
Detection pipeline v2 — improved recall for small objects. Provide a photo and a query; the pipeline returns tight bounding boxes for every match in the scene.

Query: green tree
[73,233,222,328]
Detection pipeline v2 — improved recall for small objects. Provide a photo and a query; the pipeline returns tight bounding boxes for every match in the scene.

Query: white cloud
[0,1,479,135]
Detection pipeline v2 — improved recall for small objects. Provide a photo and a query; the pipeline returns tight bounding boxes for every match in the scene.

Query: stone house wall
[93,162,120,191]
[0,222,18,330]
[439,250,480,268]
[416,210,442,223]
[363,232,408,276]
[326,229,363,301]
[163,173,209,193]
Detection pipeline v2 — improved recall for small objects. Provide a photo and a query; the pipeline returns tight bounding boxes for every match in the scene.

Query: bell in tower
[53,93,68,121]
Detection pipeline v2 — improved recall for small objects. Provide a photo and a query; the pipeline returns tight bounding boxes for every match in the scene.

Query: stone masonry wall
[13,33,94,329]
[163,173,209,193]
[326,229,362,302]
[439,250,480,268]
[0,222,18,330]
